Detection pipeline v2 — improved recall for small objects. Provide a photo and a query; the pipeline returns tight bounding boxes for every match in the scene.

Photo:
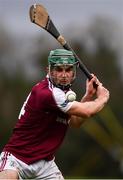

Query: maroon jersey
[4,76,74,164]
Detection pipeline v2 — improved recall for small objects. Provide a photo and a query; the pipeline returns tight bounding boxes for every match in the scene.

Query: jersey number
[18,93,31,119]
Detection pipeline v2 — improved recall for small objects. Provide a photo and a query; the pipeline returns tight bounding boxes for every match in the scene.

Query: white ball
[65,90,76,102]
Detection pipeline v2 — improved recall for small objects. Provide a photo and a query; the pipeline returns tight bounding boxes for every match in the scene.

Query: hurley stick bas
[29,4,94,81]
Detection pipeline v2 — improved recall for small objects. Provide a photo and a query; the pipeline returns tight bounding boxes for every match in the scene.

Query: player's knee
[0,169,19,179]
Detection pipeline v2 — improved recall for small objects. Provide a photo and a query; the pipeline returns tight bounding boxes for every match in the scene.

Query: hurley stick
[29,4,94,81]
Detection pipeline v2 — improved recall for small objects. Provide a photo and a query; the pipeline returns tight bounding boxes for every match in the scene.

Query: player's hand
[85,74,98,98]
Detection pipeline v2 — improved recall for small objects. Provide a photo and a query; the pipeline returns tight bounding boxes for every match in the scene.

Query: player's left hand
[85,74,99,98]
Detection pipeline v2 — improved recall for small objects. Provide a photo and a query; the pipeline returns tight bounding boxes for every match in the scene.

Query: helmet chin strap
[49,76,72,91]
[54,83,72,91]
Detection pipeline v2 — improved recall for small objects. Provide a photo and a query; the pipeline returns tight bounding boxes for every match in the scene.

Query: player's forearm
[87,96,107,116]
[81,93,93,102]
[69,98,106,128]
[68,95,108,118]
[82,95,108,117]
[82,85,109,116]
[68,95,108,128]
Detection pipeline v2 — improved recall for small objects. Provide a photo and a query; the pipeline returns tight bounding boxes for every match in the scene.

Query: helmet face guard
[48,49,78,90]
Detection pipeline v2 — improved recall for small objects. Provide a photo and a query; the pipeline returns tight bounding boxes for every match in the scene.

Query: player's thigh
[36,159,64,179]
[0,169,19,179]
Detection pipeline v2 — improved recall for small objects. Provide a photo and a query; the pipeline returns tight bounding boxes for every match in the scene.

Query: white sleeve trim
[52,87,74,112]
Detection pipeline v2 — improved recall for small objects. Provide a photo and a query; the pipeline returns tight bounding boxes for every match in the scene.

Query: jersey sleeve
[52,87,74,113]
[29,83,74,113]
